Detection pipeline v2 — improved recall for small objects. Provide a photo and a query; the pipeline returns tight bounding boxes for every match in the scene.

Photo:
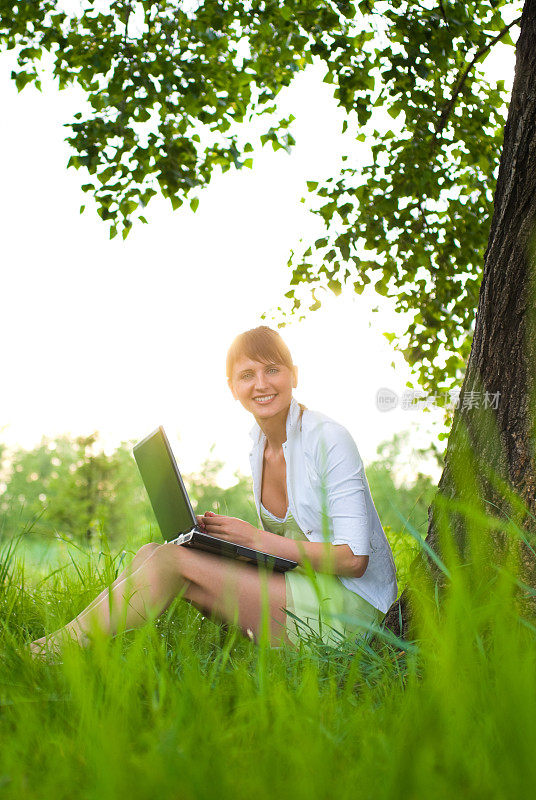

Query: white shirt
[249,397,398,614]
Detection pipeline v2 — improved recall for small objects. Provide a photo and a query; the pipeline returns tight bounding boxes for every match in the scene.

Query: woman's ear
[292,365,298,389]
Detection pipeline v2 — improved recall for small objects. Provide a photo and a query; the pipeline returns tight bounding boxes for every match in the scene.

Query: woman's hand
[196,512,258,549]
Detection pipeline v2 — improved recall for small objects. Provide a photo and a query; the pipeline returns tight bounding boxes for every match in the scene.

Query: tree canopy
[0,0,522,393]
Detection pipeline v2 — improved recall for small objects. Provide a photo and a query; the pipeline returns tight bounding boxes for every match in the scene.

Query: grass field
[0,516,535,800]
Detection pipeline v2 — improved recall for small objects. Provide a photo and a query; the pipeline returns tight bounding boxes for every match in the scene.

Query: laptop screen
[133,427,197,540]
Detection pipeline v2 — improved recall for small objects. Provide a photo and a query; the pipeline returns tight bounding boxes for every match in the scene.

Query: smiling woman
[226,326,298,423]
[30,326,397,656]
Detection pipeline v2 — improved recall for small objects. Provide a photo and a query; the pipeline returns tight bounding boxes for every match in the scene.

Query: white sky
[0,39,516,485]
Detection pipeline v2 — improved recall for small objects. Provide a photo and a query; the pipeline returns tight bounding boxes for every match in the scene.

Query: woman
[31,326,397,654]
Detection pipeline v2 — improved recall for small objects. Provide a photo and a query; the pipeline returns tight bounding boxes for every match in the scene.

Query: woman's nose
[254,372,269,390]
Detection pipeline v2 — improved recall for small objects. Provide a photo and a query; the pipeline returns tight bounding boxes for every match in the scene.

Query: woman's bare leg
[31,542,290,653]
[30,542,160,654]
[71,542,160,618]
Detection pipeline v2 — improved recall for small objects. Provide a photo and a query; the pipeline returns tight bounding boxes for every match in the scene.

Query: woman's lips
[253,394,276,404]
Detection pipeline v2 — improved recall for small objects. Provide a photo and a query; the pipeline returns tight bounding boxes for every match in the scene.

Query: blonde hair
[226,326,293,380]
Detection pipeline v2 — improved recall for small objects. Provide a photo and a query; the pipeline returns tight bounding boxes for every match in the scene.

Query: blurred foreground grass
[1,501,536,800]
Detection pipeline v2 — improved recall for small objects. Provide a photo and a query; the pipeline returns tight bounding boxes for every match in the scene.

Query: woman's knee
[146,542,193,583]
[133,542,160,564]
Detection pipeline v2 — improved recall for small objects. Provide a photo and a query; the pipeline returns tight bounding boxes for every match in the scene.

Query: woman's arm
[253,527,369,578]
[313,422,372,561]
[197,513,368,578]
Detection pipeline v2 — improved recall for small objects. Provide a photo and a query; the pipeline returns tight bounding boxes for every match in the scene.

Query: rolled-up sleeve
[314,422,371,556]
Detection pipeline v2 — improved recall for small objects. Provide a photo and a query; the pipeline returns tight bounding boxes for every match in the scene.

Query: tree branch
[435,15,522,137]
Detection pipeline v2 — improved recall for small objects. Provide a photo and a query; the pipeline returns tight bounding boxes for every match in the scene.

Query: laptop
[133,426,298,573]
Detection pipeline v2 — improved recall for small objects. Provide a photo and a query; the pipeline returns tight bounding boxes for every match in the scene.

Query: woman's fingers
[202,512,227,526]
[198,512,230,530]
[202,514,232,537]
[204,520,228,533]
[204,524,230,540]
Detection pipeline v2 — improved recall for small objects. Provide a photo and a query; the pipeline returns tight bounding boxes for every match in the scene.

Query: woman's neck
[256,404,290,452]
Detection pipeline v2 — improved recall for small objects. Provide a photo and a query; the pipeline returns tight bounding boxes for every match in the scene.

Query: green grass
[1,511,536,800]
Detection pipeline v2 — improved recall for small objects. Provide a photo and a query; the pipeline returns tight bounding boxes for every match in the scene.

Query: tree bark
[384,0,536,637]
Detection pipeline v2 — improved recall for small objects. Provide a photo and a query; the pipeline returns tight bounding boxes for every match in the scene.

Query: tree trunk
[384,0,536,637]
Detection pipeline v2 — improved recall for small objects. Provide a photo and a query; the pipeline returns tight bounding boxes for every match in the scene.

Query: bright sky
[0,38,516,485]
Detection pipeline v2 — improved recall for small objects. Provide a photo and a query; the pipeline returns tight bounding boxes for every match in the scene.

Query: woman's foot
[27,637,64,664]
[28,617,93,662]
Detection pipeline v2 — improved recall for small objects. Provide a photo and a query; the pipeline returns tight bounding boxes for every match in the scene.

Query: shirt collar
[249,396,301,445]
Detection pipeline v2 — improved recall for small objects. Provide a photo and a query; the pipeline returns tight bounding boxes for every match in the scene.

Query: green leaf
[12,70,35,92]
[327,279,342,295]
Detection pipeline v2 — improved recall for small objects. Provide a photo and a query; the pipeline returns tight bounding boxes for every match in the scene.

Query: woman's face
[229,356,297,421]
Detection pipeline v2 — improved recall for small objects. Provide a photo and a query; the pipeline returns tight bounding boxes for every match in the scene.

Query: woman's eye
[267,367,279,374]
